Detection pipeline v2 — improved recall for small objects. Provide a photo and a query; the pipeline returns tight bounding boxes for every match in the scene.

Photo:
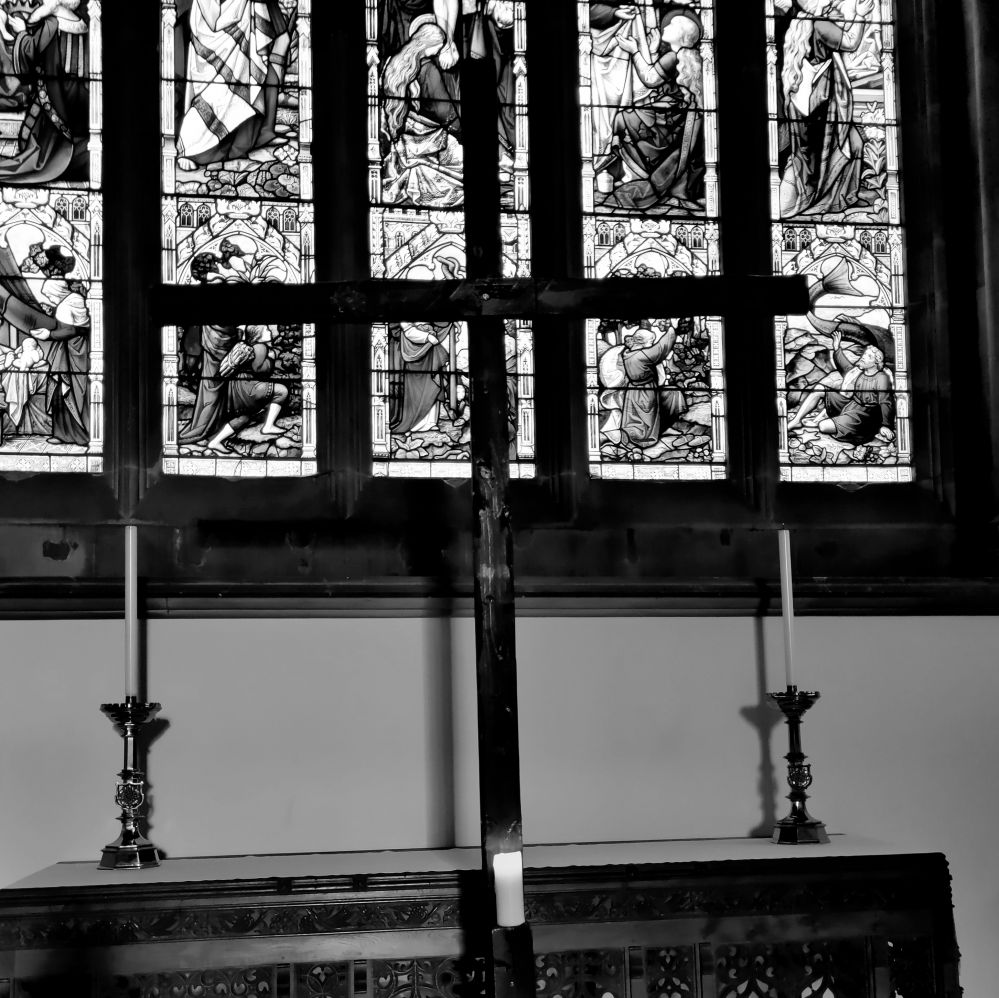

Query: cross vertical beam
[460,26,535,998]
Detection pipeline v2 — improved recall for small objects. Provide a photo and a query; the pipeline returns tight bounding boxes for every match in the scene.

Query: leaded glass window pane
[0,2,103,474]
[367,0,535,479]
[768,0,911,483]
[160,0,316,477]
[579,0,726,481]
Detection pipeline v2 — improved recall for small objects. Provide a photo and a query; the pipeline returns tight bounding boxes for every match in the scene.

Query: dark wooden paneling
[0,853,960,997]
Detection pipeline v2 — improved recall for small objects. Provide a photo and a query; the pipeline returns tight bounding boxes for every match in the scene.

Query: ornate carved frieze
[525,878,915,925]
[0,898,462,950]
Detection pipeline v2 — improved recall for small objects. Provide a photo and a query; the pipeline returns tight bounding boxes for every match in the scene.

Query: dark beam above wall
[0,520,996,617]
[1,577,998,618]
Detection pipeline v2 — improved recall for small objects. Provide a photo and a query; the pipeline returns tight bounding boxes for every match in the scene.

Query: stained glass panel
[367,0,534,479]
[767,0,911,483]
[579,0,727,480]
[0,2,102,474]
[160,0,316,477]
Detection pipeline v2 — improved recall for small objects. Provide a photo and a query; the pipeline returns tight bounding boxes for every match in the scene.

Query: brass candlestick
[99,699,162,869]
[768,686,829,845]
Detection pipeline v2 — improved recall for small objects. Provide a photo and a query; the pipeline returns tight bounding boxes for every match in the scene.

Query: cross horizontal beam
[149,275,809,326]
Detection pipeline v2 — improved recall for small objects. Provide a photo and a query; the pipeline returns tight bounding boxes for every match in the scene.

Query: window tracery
[366,0,535,479]
[0,0,103,474]
[769,0,912,483]
[578,0,727,481]
[160,0,316,477]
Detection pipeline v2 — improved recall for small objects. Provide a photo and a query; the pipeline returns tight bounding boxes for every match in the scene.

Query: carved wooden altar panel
[0,853,960,998]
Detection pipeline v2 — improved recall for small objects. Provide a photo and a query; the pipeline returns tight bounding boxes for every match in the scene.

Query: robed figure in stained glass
[618,320,682,449]
[381,14,464,208]
[0,335,47,435]
[472,1,517,177]
[175,0,296,170]
[0,229,90,445]
[388,317,452,434]
[385,254,462,436]
[0,0,88,185]
[588,2,640,164]
[380,0,460,139]
[776,0,875,218]
[786,330,895,446]
[378,0,518,207]
[178,240,290,454]
[593,6,705,214]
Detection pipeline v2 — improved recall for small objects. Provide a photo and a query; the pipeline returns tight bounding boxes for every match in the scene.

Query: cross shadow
[740,612,782,837]
[425,592,457,848]
[404,485,457,848]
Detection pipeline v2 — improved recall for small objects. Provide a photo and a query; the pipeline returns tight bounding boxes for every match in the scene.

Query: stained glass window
[367,0,535,479]
[0,2,102,474]
[160,0,316,477]
[579,0,726,481]
[768,0,911,483]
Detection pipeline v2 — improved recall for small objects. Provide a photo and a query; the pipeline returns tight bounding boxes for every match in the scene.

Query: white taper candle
[492,850,525,927]
[778,529,794,688]
[125,524,139,699]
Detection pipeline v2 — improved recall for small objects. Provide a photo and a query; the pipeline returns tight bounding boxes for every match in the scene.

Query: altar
[0,837,959,998]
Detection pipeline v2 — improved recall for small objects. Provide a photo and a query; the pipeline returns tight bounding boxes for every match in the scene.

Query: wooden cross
[151,273,805,325]
[150,38,806,998]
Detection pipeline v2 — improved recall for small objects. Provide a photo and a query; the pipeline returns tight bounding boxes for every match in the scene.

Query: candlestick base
[768,687,829,846]
[100,833,161,870]
[771,818,829,846]
[99,701,162,871]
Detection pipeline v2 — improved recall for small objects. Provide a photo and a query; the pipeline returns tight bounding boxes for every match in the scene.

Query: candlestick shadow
[136,715,171,859]
[740,608,781,837]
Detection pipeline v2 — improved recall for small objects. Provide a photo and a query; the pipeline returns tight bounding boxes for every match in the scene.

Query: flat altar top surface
[4,836,931,892]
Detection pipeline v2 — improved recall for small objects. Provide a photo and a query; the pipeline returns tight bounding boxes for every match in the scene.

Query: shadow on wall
[410,501,457,849]
[141,715,171,860]
[426,598,456,849]
[740,615,781,837]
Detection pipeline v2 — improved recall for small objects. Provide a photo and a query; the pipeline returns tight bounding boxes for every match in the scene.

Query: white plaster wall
[1,616,996,994]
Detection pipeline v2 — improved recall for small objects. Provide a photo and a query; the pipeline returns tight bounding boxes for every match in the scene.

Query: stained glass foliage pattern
[579,0,727,480]
[768,0,911,483]
[160,0,316,477]
[367,0,534,479]
[0,2,103,474]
